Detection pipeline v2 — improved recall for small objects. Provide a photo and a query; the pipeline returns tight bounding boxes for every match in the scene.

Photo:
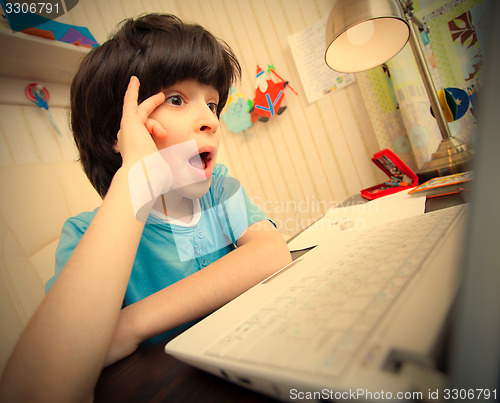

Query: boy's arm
[0,77,165,402]
[106,219,292,365]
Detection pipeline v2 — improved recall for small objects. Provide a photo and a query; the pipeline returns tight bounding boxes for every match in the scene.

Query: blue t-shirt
[46,164,270,337]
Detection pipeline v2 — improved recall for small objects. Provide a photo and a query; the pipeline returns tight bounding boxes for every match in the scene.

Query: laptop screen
[449,0,500,395]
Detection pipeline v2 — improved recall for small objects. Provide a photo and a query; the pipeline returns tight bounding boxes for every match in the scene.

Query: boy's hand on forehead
[117,76,167,167]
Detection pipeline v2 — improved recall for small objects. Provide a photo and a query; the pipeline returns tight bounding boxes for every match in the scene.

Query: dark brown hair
[70,13,241,198]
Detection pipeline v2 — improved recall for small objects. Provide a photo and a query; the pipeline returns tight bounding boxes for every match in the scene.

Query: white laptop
[165,204,467,402]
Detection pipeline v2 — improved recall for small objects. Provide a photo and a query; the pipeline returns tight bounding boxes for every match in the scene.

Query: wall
[0,0,386,236]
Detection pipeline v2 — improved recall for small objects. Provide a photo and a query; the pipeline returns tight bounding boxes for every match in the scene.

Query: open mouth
[188,151,213,171]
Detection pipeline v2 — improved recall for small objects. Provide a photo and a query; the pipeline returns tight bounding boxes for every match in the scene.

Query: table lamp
[324,0,474,181]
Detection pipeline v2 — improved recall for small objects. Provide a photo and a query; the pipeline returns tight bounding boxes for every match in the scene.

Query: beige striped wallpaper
[0,0,387,236]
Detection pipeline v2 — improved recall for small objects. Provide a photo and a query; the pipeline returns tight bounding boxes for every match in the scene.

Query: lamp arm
[402,1,452,141]
[410,14,427,32]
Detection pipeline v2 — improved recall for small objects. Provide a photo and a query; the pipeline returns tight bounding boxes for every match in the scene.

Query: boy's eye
[208,102,218,114]
[165,95,184,106]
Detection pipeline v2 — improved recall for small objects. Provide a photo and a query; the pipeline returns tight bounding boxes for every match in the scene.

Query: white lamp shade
[325,0,410,73]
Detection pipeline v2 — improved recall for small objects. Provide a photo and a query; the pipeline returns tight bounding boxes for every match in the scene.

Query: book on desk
[408,171,473,198]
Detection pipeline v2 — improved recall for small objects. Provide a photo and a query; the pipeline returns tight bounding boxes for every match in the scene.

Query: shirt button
[201,258,208,266]
[197,232,204,239]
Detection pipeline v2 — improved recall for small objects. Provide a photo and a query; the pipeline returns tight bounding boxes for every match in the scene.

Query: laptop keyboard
[205,206,464,378]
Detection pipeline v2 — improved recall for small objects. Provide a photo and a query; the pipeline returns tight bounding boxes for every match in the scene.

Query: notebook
[165,203,468,401]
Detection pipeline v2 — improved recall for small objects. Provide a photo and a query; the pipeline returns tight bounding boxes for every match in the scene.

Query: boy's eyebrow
[158,81,221,98]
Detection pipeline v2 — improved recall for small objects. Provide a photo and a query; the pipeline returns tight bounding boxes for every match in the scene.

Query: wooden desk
[94,193,465,402]
[95,331,280,402]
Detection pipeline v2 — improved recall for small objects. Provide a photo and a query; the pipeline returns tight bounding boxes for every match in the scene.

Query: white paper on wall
[288,15,356,104]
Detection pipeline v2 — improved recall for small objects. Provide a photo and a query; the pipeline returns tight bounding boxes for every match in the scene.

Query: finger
[122,76,140,114]
[137,91,165,120]
[145,118,168,139]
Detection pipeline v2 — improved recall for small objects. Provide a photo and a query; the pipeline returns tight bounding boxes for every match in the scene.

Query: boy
[0,13,291,401]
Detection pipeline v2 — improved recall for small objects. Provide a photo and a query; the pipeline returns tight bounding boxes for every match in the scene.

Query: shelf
[0,28,90,85]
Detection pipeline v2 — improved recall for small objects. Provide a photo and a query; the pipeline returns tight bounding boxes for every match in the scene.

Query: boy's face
[149,79,221,199]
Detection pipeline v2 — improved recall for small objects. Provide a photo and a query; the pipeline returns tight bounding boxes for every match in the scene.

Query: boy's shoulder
[64,209,99,232]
